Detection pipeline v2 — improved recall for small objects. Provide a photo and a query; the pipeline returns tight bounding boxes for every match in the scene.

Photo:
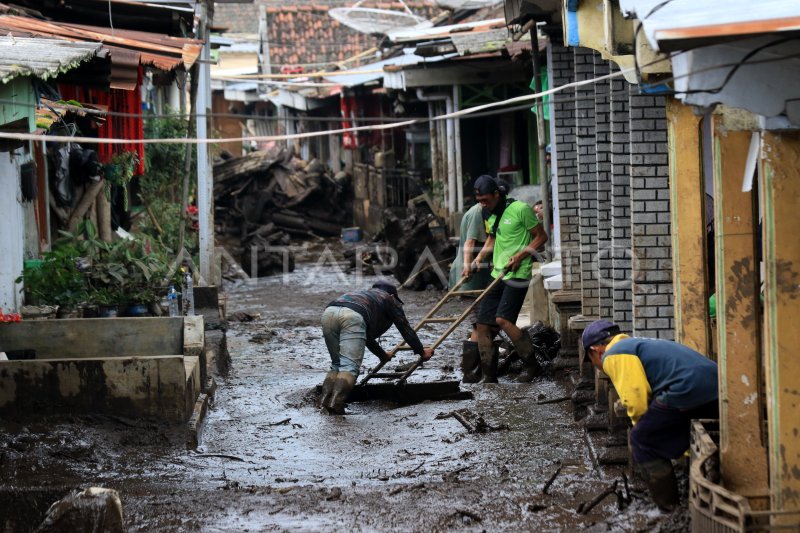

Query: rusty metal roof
[0,36,100,84]
[0,15,202,87]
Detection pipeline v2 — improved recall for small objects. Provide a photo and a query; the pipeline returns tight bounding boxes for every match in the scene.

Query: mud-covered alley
[2,0,800,531]
[1,248,682,532]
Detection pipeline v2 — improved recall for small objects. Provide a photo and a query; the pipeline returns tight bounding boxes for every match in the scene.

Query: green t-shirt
[449,203,490,290]
[485,199,539,280]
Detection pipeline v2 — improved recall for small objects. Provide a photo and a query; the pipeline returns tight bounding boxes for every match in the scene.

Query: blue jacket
[602,334,718,424]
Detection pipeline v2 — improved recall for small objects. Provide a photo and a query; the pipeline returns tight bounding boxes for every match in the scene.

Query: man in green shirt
[468,175,548,383]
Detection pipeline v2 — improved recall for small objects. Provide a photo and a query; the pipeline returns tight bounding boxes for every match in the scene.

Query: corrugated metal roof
[620,0,800,52]
[323,51,456,87]
[0,36,100,84]
[0,15,203,77]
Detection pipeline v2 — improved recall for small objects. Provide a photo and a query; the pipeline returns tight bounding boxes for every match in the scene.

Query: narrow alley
[2,249,675,531]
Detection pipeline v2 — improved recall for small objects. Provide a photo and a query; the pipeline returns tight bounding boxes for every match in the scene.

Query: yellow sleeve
[602,353,651,425]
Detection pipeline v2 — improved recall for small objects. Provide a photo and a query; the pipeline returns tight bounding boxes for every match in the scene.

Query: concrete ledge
[186,392,210,449]
[0,317,184,358]
[0,356,188,422]
[184,356,201,418]
[550,289,582,304]
[543,274,563,290]
[568,314,598,331]
[183,316,206,385]
[540,261,561,278]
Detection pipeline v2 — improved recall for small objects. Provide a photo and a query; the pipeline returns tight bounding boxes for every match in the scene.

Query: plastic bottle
[167,285,179,317]
[182,268,195,316]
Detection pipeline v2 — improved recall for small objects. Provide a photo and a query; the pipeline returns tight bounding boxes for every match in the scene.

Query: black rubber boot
[478,342,498,384]
[513,335,541,383]
[319,371,338,409]
[327,372,356,415]
[638,459,679,512]
[461,341,482,383]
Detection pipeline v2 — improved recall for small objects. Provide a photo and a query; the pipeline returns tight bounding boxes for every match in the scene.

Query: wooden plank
[667,98,710,355]
[712,115,768,496]
[0,317,183,358]
[761,131,800,519]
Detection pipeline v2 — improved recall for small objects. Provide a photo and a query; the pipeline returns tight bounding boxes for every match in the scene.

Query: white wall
[0,149,25,312]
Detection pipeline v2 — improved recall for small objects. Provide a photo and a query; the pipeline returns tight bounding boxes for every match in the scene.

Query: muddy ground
[0,246,687,532]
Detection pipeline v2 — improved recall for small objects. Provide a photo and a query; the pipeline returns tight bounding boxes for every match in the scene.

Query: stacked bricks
[628,90,674,339]
[575,48,599,317]
[594,54,613,321]
[610,67,633,331]
[551,44,581,290]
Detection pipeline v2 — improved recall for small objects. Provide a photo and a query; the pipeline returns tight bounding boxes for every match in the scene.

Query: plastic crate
[690,420,800,532]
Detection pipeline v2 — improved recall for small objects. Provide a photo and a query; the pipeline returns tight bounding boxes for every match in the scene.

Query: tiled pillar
[594,55,613,321]
[552,44,580,290]
[575,48,599,317]
[610,69,632,331]
[628,90,674,339]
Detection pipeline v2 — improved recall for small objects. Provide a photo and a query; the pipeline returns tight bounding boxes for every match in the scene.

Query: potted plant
[88,287,124,318]
[17,244,89,318]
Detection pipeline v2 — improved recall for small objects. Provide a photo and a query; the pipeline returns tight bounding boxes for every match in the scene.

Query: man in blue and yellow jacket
[582,320,718,511]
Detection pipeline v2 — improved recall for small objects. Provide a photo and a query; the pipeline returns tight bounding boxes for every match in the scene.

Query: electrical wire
[107,0,114,36]
[631,0,678,86]
[214,68,387,80]
[1,46,796,145]
[211,76,341,87]
[0,66,638,146]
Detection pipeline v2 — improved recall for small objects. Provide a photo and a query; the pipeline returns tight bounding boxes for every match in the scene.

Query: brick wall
[628,91,674,338]
[575,48,599,317]
[552,44,581,290]
[594,55,613,321]
[610,67,632,331]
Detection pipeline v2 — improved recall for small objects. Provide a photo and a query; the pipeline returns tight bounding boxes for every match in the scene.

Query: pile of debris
[214,147,350,277]
[382,208,455,290]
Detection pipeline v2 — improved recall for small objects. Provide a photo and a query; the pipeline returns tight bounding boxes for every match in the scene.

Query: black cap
[372,281,403,304]
[473,174,499,195]
[495,178,512,195]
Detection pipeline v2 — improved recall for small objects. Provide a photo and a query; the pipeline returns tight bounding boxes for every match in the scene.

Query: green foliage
[16,244,88,307]
[138,109,198,256]
[104,150,139,210]
[142,109,194,204]
[20,221,174,307]
[138,198,197,255]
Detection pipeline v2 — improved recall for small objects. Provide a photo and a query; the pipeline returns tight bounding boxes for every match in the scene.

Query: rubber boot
[638,459,679,512]
[461,341,482,383]
[513,334,541,383]
[327,372,356,415]
[478,342,498,384]
[319,371,338,409]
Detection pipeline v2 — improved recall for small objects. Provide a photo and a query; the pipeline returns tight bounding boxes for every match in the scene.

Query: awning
[323,50,457,87]
[0,15,202,88]
[621,0,800,127]
[0,36,101,84]
[620,0,800,52]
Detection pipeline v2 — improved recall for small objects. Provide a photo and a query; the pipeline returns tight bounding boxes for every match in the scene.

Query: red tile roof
[215,1,443,69]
